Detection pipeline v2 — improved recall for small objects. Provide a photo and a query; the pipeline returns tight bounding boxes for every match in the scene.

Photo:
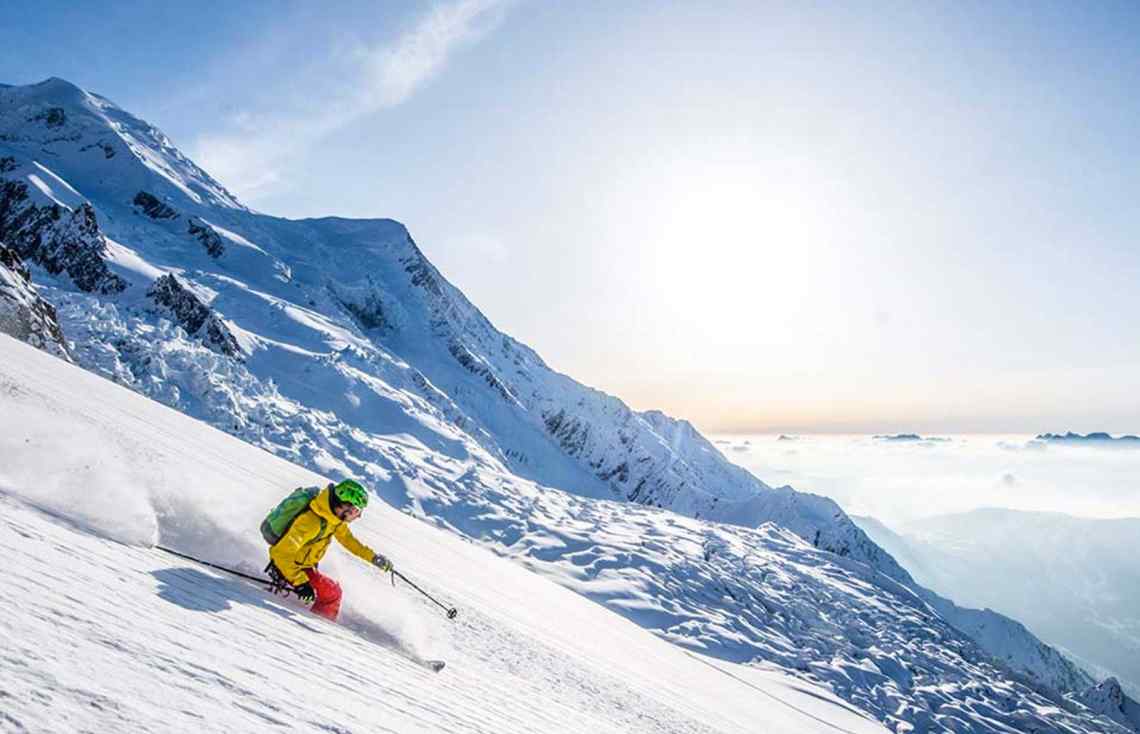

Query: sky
[5,0,1140,434]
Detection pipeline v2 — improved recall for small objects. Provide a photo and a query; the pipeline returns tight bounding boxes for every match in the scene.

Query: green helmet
[333,479,369,510]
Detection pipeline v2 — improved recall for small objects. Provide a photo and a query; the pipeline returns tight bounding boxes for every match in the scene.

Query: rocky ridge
[0,242,69,359]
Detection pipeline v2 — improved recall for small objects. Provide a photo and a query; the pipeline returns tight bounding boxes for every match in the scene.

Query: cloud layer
[714,433,1140,524]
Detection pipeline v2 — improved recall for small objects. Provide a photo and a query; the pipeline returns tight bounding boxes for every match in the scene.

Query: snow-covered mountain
[3,332,1132,734]
[1,335,889,734]
[855,510,1140,698]
[1,76,1134,733]
[0,77,902,580]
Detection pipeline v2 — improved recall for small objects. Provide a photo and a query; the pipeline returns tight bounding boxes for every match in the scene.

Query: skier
[263,479,393,621]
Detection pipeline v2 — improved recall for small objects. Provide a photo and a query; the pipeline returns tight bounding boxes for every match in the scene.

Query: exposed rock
[187,217,223,258]
[132,191,179,220]
[146,274,241,358]
[0,180,126,294]
[401,238,445,299]
[0,241,30,280]
[31,107,67,128]
[544,408,590,459]
[338,291,387,330]
[1078,678,1140,733]
[79,141,116,159]
[449,339,518,404]
[38,203,128,294]
[0,242,70,360]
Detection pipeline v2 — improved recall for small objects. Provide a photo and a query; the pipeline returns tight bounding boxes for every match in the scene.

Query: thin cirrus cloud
[191,0,510,200]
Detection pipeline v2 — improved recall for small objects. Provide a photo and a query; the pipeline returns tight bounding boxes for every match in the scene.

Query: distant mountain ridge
[1,77,1133,733]
[1036,431,1140,445]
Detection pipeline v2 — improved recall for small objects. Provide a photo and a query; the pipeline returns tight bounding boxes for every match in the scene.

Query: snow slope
[0,334,887,734]
[0,77,1132,733]
[3,337,1132,733]
[855,510,1140,697]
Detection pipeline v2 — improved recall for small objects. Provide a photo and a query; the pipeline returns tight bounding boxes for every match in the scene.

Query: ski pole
[392,569,458,620]
[156,545,269,585]
[156,546,305,599]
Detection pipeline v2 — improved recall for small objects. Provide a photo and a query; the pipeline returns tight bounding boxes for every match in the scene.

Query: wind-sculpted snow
[0,77,1131,733]
[393,467,1131,733]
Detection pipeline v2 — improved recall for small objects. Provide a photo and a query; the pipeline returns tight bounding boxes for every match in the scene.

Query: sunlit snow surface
[0,336,886,734]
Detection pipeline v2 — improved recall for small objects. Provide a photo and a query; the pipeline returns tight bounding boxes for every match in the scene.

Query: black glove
[293,582,315,603]
[265,562,290,595]
[372,553,393,573]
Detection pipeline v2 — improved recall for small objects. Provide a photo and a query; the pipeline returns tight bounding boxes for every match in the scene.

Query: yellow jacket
[269,487,376,585]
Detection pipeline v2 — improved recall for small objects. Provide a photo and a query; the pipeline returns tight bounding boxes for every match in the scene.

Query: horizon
[6,1,1140,435]
[712,432,1140,522]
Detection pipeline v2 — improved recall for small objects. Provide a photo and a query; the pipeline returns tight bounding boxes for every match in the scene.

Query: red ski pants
[306,568,342,621]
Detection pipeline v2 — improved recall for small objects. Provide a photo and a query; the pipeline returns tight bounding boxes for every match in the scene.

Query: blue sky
[6,1,1140,433]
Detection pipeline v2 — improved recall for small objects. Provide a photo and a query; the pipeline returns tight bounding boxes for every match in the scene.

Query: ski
[155,545,447,673]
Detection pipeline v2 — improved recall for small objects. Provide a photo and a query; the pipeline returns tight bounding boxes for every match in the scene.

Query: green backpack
[260,486,321,545]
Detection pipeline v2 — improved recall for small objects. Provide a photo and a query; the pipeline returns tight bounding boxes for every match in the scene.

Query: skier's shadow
[152,566,297,621]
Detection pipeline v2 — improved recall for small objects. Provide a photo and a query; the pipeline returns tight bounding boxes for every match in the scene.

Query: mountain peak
[6,76,96,109]
[0,77,244,212]
[35,76,83,91]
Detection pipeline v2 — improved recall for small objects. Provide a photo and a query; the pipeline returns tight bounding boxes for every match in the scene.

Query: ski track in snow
[1,503,599,733]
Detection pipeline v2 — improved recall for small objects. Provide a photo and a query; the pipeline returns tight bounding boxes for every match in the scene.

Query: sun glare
[641,160,852,353]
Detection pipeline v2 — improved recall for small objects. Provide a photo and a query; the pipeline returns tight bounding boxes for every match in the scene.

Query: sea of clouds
[711,433,1140,524]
